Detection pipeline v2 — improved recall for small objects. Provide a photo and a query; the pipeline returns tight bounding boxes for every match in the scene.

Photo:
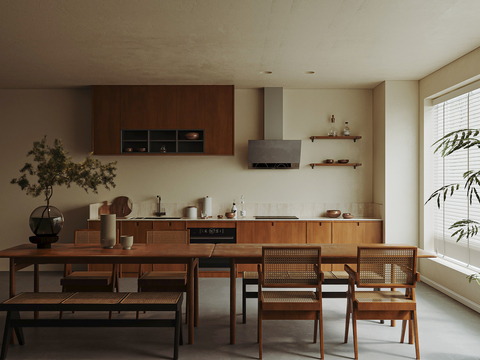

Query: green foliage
[11,136,117,203]
[427,128,480,284]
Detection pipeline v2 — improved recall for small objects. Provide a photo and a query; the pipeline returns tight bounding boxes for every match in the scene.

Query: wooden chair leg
[409,318,414,344]
[313,318,318,343]
[344,300,350,343]
[108,311,112,320]
[353,312,358,360]
[400,320,407,343]
[413,311,420,360]
[242,277,247,324]
[319,308,324,360]
[258,308,263,359]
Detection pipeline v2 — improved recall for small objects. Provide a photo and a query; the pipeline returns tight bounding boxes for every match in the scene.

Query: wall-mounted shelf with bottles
[309,163,362,169]
[310,136,362,142]
[121,129,204,154]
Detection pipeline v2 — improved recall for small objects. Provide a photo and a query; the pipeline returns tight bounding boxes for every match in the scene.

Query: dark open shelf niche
[121,129,204,154]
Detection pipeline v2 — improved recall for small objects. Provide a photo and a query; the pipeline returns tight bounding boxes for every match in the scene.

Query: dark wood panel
[92,86,121,154]
[177,86,205,129]
[204,85,234,155]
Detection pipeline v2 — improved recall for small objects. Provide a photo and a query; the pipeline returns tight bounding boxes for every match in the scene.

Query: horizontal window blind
[433,87,480,269]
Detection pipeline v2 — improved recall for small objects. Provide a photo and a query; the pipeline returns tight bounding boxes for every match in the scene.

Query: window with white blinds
[433,87,480,269]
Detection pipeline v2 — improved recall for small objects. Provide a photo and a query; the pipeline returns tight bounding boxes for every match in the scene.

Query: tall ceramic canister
[203,196,212,218]
[100,214,116,248]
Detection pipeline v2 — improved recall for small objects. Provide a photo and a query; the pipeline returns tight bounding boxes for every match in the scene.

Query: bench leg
[10,312,24,346]
[242,278,246,324]
[1,311,13,360]
[174,307,181,360]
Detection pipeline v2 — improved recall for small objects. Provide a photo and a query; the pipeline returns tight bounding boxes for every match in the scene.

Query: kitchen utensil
[326,210,341,218]
[342,213,354,219]
[325,159,334,164]
[110,196,132,217]
[337,159,349,164]
[185,132,199,140]
[120,235,133,250]
[98,201,110,216]
[225,212,236,219]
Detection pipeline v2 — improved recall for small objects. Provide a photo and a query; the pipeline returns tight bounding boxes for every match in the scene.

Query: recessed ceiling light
[306,71,315,74]
[260,71,272,74]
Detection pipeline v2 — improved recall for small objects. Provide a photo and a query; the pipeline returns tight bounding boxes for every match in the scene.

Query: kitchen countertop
[88,217,382,221]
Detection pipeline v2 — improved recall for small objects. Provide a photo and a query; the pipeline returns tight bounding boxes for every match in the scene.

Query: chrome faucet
[156,195,166,217]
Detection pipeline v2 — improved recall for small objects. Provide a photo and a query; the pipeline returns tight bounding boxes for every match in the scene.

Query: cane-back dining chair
[136,230,197,322]
[60,229,120,319]
[344,246,420,359]
[258,246,324,359]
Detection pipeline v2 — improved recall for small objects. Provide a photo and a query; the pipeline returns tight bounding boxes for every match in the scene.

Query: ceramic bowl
[225,212,236,219]
[326,210,341,218]
[124,148,133,152]
[325,159,334,164]
[217,215,224,219]
[185,132,199,140]
[337,159,349,164]
[136,147,146,152]
[342,213,354,219]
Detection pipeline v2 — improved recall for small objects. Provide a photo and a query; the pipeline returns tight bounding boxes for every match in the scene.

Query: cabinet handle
[169,222,172,226]
[271,222,274,226]
[357,222,360,226]
[319,222,322,226]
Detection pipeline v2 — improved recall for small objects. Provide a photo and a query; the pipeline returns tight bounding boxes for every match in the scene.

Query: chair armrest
[344,264,358,282]
[257,264,263,301]
[318,269,324,282]
[416,272,420,282]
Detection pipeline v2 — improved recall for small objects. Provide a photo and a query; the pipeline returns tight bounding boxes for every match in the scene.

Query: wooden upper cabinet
[205,85,234,155]
[120,86,176,129]
[176,86,205,129]
[92,86,121,155]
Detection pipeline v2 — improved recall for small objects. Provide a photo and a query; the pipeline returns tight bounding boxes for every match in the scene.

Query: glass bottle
[240,195,246,218]
[328,115,337,136]
[343,121,350,136]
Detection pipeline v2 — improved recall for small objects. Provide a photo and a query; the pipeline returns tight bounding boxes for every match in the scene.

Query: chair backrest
[356,246,417,288]
[146,230,190,245]
[74,229,119,245]
[262,246,321,288]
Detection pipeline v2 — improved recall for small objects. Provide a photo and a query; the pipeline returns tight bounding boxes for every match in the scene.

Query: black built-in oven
[189,228,236,269]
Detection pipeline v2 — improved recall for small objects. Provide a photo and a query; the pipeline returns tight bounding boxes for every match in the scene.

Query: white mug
[120,235,133,250]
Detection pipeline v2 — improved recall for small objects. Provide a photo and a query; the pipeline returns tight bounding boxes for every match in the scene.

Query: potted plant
[426,129,480,285]
[11,136,117,248]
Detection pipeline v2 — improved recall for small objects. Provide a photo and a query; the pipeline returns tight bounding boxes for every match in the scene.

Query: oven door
[190,229,235,269]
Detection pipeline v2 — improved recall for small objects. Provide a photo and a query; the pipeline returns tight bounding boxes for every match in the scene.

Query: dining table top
[0,243,215,264]
[212,243,436,262]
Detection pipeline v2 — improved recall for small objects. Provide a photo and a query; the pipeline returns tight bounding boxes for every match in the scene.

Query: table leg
[230,258,237,345]
[9,259,15,345]
[34,264,39,319]
[194,259,199,327]
[187,258,194,345]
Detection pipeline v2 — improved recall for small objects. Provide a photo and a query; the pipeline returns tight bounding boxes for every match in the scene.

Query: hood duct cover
[248,140,301,169]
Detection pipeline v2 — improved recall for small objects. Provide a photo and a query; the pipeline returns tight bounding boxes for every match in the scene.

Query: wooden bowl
[124,148,133,152]
[136,147,146,152]
[342,213,354,219]
[325,159,334,164]
[185,132,199,140]
[326,210,341,218]
[217,215,224,219]
[337,159,349,164]
[225,212,236,219]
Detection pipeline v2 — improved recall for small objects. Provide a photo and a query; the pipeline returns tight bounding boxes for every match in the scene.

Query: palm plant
[426,129,480,285]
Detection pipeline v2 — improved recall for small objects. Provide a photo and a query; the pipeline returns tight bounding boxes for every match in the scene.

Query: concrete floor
[0,272,479,360]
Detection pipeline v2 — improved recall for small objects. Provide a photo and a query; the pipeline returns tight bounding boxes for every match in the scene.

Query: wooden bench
[0,292,183,360]
[241,270,349,324]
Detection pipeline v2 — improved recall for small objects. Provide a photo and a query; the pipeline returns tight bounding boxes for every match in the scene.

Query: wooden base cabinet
[306,221,333,271]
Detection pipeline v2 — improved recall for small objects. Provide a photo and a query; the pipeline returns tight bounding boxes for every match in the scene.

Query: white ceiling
[2,0,480,89]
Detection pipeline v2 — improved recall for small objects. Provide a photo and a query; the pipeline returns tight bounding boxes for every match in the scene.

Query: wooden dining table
[211,243,436,344]
[0,242,215,345]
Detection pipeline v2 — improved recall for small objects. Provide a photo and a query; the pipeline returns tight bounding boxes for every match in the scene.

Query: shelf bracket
[354,136,360,142]
[353,164,358,169]
[310,163,315,169]
[310,136,315,142]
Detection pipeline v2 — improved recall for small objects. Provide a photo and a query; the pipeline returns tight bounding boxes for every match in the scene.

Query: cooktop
[254,216,299,219]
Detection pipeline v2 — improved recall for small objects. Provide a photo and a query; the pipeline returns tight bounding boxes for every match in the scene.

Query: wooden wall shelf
[309,163,362,169]
[310,136,362,142]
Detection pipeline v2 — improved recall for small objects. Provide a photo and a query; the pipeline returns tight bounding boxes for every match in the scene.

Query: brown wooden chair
[344,246,420,359]
[137,230,198,323]
[60,229,120,319]
[258,246,324,359]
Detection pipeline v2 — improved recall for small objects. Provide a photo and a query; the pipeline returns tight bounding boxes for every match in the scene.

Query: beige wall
[373,82,385,217]
[0,88,373,270]
[419,47,480,310]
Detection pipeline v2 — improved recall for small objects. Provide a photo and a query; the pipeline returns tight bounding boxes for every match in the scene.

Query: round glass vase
[29,205,64,249]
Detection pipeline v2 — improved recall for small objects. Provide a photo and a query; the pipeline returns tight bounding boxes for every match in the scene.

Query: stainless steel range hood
[248,87,301,169]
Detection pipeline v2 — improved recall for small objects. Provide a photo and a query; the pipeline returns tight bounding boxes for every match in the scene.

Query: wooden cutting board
[98,201,110,215]
[110,196,132,217]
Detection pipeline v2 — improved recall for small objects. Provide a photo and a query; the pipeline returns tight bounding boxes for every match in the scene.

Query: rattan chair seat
[331,271,349,279]
[63,292,126,304]
[122,292,182,304]
[61,271,113,286]
[263,291,317,303]
[243,271,258,279]
[4,292,74,304]
[355,291,412,303]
